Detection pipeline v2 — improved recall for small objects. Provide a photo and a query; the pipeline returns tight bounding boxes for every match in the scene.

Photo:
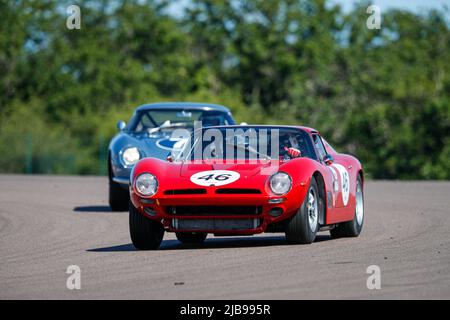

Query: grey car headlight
[135,173,158,196]
[269,172,292,195]
[122,147,141,166]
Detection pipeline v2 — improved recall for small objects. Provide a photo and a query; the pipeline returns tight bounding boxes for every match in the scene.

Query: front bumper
[130,191,300,235]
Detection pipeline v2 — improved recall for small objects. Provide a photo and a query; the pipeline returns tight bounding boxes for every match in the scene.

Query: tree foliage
[0,0,449,179]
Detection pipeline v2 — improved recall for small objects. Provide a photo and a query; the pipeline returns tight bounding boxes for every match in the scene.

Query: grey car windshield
[127,109,234,132]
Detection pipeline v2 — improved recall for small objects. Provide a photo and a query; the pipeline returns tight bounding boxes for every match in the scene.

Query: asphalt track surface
[0,175,449,299]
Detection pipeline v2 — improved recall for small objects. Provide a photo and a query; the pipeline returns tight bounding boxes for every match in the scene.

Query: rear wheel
[330,174,364,238]
[285,178,321,244]
[176,232,207,244]
[129,202,164,250]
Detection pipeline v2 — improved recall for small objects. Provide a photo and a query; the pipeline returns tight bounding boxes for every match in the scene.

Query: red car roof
[205,124,319,134]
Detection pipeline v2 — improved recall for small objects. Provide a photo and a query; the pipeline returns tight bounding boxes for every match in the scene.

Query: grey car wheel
[108,158,129,211]
[176,232,207,244]
[109,177,129,211]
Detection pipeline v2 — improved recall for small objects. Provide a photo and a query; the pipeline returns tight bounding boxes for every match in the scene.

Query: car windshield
[127,109,234,133]
[181,127,316,161]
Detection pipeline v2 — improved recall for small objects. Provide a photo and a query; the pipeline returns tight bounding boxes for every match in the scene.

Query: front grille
[167,206,262,216]
[164,189,207,195]
[215,188,261,194]
[173,218,260,231]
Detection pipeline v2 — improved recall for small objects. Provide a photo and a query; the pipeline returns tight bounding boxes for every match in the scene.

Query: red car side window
[313,134,328,161]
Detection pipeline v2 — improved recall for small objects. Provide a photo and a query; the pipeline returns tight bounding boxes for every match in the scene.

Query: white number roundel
[331,164,350,206]
[190,170,240,187]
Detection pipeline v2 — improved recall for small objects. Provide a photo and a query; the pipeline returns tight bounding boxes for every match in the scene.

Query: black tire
[330,174,364,238]
[129,202,164,250]
[176,232,207,244]
[109,178,129,211]
[285,178,321,244]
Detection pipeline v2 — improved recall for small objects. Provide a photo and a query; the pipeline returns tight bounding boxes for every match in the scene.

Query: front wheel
[109,177,129,211]
[176,232,207,244]
[129,202,164,250]
[285,178,321,244]
[330,174,364,238]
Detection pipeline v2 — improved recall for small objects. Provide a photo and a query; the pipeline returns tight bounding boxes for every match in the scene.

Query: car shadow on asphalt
[73,205,118,212]
[87,234,332,252]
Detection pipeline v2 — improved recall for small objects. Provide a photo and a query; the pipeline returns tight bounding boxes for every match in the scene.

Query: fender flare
[313,171,327,226]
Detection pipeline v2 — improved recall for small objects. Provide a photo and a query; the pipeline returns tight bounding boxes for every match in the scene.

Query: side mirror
[166,155,174,163]
[323,154,334,165]
[117,121,126,131]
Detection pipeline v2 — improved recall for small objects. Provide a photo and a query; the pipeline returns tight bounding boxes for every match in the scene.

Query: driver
[280,134,302,159]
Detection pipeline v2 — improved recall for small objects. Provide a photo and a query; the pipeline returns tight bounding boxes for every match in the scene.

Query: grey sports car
[108,102,236,211]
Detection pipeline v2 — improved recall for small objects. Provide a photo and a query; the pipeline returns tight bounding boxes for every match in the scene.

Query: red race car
[129,125,364,250]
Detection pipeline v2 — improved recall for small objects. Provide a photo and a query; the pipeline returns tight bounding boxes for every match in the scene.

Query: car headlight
[135,173,158,196]
[269,172,292,195]
[122,147,141,166]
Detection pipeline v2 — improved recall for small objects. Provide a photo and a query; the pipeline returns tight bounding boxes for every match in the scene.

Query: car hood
[126,132,181,160]
[132,157,313,193]
[180,161,277,178]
